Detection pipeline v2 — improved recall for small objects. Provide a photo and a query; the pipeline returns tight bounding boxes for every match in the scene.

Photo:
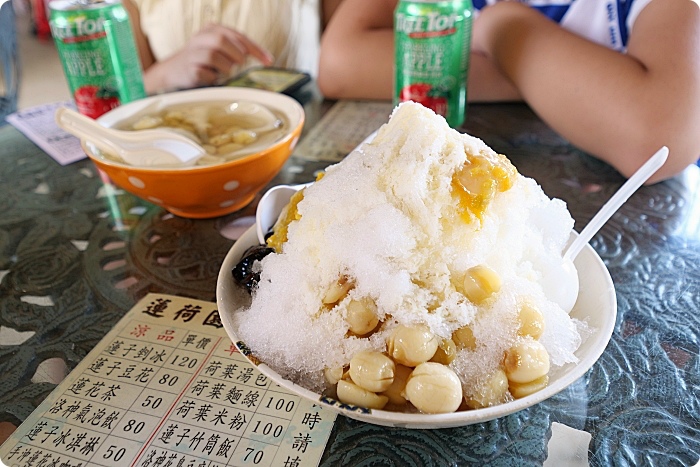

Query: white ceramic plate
[216,222,617,429]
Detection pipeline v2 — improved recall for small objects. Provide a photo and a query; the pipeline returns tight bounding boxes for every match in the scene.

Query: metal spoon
[55,107,206,167]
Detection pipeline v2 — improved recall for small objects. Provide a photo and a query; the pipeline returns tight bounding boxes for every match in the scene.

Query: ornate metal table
[0,98,698,466]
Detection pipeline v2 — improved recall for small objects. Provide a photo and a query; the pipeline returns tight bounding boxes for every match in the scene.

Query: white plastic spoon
[256,183,312,244]
[55,107,206,167]
[564,146,669,261]
[543,146,669,312]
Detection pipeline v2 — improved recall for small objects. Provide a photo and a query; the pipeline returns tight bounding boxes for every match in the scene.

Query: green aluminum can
[394,0,472,128]
[49,0,146,119]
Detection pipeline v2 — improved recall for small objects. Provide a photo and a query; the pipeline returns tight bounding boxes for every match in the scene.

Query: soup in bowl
[81,87,304,219]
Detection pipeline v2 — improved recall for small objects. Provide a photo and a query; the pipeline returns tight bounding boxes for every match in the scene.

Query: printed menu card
[0,294,336,467]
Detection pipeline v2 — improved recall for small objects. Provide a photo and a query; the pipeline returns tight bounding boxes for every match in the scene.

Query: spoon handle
[563,146,669,261]
[55,107,125,158]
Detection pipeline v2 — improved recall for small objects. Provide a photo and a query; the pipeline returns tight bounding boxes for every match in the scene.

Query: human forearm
[318,0,396,100]
[122,1,155,72]
[139,24,274,95]
[474,1,700,182]
[318,0,521,102]
[319,30,394,99]
[142,61,177,95]
[467,52,521,103]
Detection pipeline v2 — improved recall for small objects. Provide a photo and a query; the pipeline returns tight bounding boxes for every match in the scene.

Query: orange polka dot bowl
[81,87,305,219]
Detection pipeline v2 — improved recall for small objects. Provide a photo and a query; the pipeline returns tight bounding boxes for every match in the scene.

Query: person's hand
[146,24,274,93]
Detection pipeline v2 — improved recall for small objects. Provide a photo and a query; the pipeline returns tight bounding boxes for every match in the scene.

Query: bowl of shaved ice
[216,102,617,428]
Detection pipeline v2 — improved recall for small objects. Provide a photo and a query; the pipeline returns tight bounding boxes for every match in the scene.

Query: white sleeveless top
[472,0,654,51]
[131,0,321,76]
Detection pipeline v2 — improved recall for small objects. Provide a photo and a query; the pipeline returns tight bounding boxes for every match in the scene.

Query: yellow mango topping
[266,189,305,252]
[452,151,517,223]
[266,172,325,252]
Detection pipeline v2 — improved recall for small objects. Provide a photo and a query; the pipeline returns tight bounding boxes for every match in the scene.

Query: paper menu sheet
[292,100,393,163]
[0,294,336,467]
[6,102,87,166]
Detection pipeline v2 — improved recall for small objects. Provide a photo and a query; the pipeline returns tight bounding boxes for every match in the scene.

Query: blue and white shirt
[472,0,654,51]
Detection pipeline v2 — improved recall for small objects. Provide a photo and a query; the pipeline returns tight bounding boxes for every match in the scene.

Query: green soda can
[394,0,473,127]
[49,0,146,119]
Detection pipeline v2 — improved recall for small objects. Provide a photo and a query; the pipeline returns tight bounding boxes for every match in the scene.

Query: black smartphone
[226,67,311,96]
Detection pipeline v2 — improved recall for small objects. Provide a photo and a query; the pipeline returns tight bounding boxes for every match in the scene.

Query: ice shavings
[233,102,585,397]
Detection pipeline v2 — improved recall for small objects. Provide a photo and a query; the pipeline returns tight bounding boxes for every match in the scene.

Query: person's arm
[318,0,395,100]
[321,0,345,30]
[123,0,274,94]
[318,0,520,101]
[122,0,156,70]
[144,24,275,94]
[473,0,700,182]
